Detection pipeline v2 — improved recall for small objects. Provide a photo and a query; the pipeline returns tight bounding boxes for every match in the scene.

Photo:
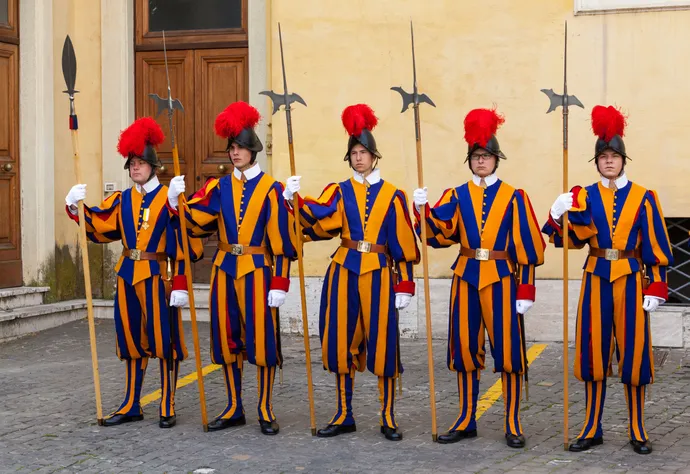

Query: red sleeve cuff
[643,281,668,300]
[270,276,290,292]
[546,213,563,236]
[66,205,80,223]
[172,275,188,291]
[166,200,180,217]
[412,203,431,222]
[517,284,536,302]
[395,280,416,296]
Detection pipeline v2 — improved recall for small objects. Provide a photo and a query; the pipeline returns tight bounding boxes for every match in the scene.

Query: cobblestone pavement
[2,319,690,473]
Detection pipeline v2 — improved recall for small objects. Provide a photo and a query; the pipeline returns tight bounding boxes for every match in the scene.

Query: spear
[149,31,209,432]
[61,35,104,426]
[391,21,438,442]
[540,21,584,451]
[259,23,316,436]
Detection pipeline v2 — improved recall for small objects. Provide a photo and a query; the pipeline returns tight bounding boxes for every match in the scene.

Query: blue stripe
[120,189,137,249]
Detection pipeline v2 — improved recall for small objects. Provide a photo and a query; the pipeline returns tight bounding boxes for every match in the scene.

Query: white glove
[66,184,87,211]
[516,299,534,314]
[550,192,574,220]
[395,293,412,310]
[170,290,188,308]
[283,176,301,201]
[643,295,664,313]
[168,176,186,208]
[267,289,287,308]
[413,187,428,210]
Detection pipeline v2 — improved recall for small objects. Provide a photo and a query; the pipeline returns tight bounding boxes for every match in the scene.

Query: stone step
[0,300,86,342]
[0,286,50,311]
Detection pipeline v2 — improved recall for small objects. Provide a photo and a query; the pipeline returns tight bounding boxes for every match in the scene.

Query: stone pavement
[2,320,690,473]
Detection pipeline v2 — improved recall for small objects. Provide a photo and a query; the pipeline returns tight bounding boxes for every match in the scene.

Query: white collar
[600,173,628,189]
[233,162,262,181]
[353,168,381,186]
[135,175,160,195]
[472,174,498,187]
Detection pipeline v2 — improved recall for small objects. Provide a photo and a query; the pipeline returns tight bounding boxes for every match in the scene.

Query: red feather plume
[117,117,164,158]
[214,101,261,139]
[341,104,378,137]
[463,108,505,147]
[591,105,626,141]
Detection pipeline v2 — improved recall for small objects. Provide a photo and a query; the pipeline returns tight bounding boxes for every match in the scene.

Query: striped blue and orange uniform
[416,178,545,436]
[542,179,673,443]
[67,178,203,418]
[294,173,419,429]
[180,165,296,423]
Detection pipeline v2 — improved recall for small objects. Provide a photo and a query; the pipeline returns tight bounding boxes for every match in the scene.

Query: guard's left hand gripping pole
[391,22,438,442]
[149,31,208,431]
[260,23,316,436]
[61,35,104,426]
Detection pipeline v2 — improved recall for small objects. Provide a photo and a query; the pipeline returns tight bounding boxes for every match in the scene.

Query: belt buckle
[605,249,620,261]
[230,244,244,256]
[475,248,490,261]
[129,249,141,261]
[357,240,372,253]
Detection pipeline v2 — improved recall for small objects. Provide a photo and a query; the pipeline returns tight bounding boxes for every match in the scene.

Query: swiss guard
[65,117,203,428]
[413,108,545,448]
[543,106,673,455]
[283,104,420,441]
[168,101,296,435]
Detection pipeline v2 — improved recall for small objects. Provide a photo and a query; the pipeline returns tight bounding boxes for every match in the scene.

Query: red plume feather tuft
[117,117,164,158]
[591,105,626,141]
[341,104,379,137]
[463,108,505,148]
[214,101,261,139]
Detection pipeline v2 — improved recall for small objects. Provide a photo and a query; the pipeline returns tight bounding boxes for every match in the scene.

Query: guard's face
[129,157,153,185]
[228,142,252,171]
[349,143,374,175]
[596,150,624,179]
[469,148,496,178]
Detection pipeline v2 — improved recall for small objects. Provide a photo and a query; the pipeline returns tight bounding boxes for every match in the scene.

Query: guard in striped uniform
[168,101,296,435]
[283,104,420,441]
[543,105,673,455]
[65,117,203,428]
[413,108,545,448]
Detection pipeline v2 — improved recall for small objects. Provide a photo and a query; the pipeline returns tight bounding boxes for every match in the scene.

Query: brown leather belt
[340,238,387,254]
[217,242,269,256]
[459,246,510,261]
[589,248,641,261]
[122,249,168,262]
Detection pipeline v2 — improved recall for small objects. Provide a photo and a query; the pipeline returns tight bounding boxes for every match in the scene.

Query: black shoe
[316,423,357,438]
[259,420,279,435]
[380,426,403,441]
[569,437,604,452]
[159,415,176,428]
[207,415,246,432]
[631,439,653,455]
[437,429,478,444]
[103,413,144,427]
[506,433,526,448]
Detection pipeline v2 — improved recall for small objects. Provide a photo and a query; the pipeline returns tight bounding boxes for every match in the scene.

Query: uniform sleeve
[66,192,122,243]
[176,178,221,238]
[509,190,546,301]
[290,183,343,242]
[166,212,205,292]
[413,188,461,248]
[640,190,674,300]
[266,181,297,291]
[541,186,596,249]
[387,190,420,295]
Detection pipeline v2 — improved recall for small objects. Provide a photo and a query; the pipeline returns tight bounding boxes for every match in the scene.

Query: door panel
[0,42,21,287]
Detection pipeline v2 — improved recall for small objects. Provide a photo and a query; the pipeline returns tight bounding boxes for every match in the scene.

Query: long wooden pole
[172,149,209,432]
[415,113,438,442]
[70,127,104,426]
[562,21,570,451]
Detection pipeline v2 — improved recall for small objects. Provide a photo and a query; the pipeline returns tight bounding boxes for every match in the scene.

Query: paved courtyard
[2,319,690,473]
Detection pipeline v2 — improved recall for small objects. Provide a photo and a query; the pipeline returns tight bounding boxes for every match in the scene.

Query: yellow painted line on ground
[475,343,548,419]
[141,363,222,407]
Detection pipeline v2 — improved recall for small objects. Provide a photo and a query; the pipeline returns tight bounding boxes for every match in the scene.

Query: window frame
[0,0,19,45]
[575,0,690,14]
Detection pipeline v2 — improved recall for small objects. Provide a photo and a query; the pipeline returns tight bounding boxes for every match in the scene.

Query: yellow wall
[53,0,102,245]
[267,1,690,278]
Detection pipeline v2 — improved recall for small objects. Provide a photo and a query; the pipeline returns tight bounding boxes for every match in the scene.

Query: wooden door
[0,41,21,287]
